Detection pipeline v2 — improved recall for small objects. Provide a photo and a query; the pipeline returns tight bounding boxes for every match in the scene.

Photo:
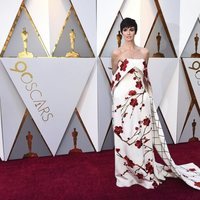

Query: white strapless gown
[112,58,200,189]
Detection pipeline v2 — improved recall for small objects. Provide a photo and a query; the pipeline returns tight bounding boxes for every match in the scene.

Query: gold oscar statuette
[188,119,199,142]
[18,27,33,58]
[65,29,80,58]
[191,33,200,58]
[117,30,122,47]
[153,32,165,57]
[69,128,82,154]
[23,131,38,158]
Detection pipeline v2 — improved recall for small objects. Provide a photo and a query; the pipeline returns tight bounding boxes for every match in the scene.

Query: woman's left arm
[142,48,152,92]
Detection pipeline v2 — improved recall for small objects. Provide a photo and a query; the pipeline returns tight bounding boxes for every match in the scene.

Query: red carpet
[1,142,200,200]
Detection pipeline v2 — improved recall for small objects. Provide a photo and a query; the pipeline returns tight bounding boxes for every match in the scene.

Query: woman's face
[122,27,135,42]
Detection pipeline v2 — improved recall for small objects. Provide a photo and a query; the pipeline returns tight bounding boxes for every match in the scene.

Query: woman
[111,17,200,189]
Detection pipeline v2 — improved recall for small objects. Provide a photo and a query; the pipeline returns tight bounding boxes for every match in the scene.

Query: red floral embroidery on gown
[112,58,200,189]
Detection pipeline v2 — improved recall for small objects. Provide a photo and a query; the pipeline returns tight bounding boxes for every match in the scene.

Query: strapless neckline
[123,58,145,61]
[118,58,145,65]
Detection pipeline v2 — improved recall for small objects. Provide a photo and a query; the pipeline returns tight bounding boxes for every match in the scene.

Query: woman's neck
[123,41,137,50]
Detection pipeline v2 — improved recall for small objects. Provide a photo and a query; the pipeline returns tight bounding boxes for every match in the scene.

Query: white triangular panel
[25,0,50,53]
[120,0,140,19]
[0,60,26,160]
[26,0,71,55]
[159,0,180,55]
[179,0,200,56]
[71,0,96,56]
[49,0,71,54]
[100,57,112,82]
[97,59,112,150]
[1,58,95,155]
[97,0,124,55]
[179,105,200,143]
[176,60,191,141]
[0,99,4,161]
[0,0,23,52]
[160,63,179,143]
[140,0,157,47]
[184,58,200,106]
[77,64,98,151]
[148,58,178,108]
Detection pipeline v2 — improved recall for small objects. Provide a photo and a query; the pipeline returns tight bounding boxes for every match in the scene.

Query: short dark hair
[120,18,137,34]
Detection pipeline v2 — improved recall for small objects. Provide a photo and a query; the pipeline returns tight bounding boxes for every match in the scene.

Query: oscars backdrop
[0,0,199,161]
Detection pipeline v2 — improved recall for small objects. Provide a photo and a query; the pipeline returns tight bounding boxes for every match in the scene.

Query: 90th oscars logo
[189,61,200,86]
[10,61,54,121]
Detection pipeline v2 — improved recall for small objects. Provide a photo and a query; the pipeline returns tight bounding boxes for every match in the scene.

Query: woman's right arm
[111,49,120,75]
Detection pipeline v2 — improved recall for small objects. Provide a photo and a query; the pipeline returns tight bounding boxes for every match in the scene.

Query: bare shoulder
[112,48,121,58]
[140,47,149,56]
[139,47,149,61]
